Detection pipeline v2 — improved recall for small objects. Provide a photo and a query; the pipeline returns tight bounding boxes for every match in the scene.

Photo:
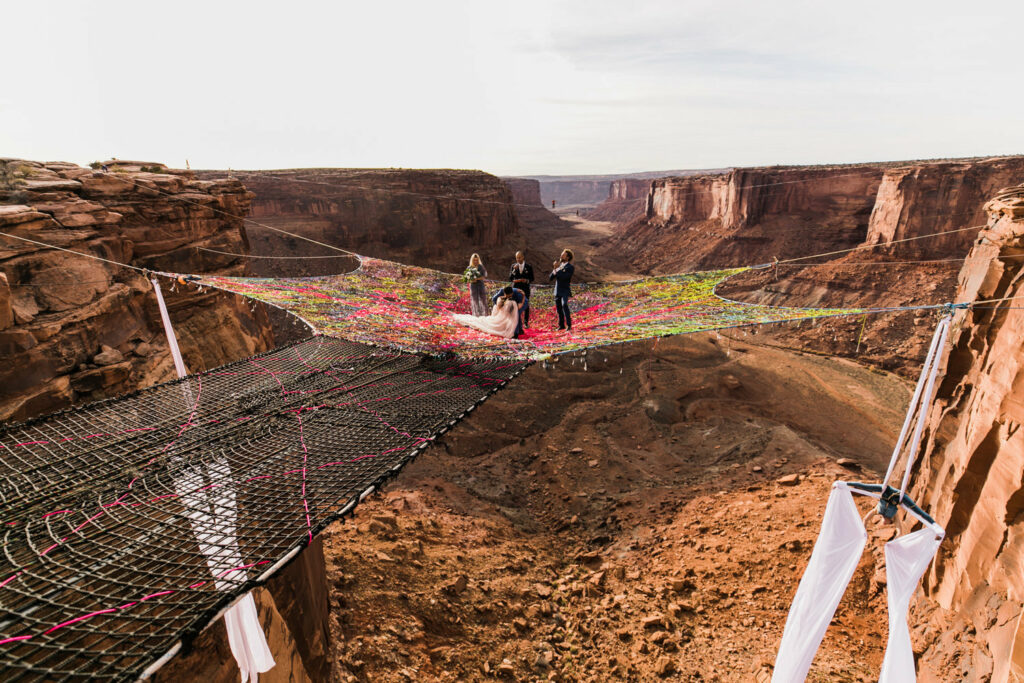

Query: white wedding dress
[452,298,520,338]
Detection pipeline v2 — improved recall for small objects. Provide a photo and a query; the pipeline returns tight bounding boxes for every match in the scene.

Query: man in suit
[549,248,575,331]
[491,286,528,338]
[509,251,535,328]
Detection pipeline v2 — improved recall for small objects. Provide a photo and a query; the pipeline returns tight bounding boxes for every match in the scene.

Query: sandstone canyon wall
[201,169,522,276]
[584,177,650,223]
[0,159,275,421]
[906,183,1024,682]
[609,156,1024,273]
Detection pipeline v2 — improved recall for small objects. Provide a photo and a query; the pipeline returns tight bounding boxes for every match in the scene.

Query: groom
[491,285,528,339]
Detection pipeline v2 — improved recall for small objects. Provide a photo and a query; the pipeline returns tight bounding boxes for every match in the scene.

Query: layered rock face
[613,164,889,271]
[865,157,1024,258]
[908,184,1024,682]
[205,169,521,276]
[0,158,274,421]
[501,177,542,208]
[610,157,1024,273]
[584,178,649,222]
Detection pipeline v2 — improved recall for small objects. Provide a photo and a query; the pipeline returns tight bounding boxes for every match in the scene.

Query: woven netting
[196,256,861,360]
[0,336,526,682]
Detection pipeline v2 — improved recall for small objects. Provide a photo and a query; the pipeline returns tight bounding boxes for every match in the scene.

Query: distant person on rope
[550,249,575,331]
[464,253,488,316]
[451,287,521,339]
[509,251,535,328]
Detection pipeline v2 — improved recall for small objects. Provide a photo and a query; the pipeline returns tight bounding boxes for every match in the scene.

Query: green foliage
[89,161,102,169]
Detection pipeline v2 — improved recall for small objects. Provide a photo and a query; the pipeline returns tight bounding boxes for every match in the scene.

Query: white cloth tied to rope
[772,486,866,682]
[773,315,951,682]
[153,279,275,682]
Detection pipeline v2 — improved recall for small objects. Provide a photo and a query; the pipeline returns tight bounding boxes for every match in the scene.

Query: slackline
[0,336,526,681]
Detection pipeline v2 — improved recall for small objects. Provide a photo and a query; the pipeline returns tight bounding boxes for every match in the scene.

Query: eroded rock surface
[908,182,1024,682]
[197,168,522,276]
[0,158,274,420]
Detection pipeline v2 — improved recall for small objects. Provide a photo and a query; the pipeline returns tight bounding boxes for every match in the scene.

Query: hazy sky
[3,1,1022,175]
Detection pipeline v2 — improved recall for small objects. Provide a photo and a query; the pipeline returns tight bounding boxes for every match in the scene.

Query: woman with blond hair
[464,253,489,316]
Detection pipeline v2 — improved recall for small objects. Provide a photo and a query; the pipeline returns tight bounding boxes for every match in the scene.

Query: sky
[3,0,1023,175]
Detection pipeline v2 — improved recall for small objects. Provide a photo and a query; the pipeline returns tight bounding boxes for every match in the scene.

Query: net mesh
[0,336,526,682]
[197,256,861,359]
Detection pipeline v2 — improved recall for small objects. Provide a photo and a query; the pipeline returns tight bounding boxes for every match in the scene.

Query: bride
[452,293,521,339]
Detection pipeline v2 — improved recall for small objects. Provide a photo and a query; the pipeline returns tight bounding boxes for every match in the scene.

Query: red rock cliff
[0,159,274,421]
[203,169,522,276]
[611,157,1024,273]
[865,157,1024,258]
[907,183,1024,682]
[585,178,650,223]
[501,177,542,208]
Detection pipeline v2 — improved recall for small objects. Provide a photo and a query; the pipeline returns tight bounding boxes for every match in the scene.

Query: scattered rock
[837,458,861,469]
[93,344,124,367]
[777,474,800,487]
[443,574,468,595]
[641,614,665,629]
[721,374,742,390]
[655,656,677,677]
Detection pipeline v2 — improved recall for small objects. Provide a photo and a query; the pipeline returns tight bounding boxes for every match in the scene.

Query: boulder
[93,344,124,366]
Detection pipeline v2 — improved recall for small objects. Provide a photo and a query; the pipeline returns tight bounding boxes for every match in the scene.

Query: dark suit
[491,288,528,338]
[509,262,534,326]
[549,262,574,329]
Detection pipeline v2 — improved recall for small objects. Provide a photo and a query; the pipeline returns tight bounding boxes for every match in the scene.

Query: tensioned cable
[778,224,988,264]
[196,246,354,260]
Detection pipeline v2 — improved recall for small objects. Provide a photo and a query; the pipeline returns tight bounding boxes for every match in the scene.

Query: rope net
[0,336,526,681]
[197,256,862,359]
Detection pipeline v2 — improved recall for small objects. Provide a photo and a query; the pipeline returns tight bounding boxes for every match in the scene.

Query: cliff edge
[0,159,274,421]
[909,183,1024,682]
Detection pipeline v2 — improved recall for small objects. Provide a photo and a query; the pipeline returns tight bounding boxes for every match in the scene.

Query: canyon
[521,171,728,213]
[3,154,1024,680]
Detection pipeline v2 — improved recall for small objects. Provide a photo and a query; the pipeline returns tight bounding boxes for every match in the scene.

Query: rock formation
[908,182,1024,682]
[584,178,650,223]
[0,158,274,421]
[200,169,522,276]
[606,156,1024,273]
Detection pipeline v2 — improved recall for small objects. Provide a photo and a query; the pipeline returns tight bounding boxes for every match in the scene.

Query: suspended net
[0,336,526,681]
[1,253,868,680]
[197,256,862,359]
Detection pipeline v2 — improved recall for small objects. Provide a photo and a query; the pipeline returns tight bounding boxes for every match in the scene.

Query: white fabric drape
[772,486,867,683]
[878,529,942,683]
[174,459,275,682]
[153,278,274,681]
[452,300,520,338]
[224,593,276,683]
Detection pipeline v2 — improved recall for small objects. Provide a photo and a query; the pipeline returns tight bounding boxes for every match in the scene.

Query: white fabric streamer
[224,593,276,683]
[151,278,188,379]
[878,529,942,683]
[153,278,275,681]
[772,486,867,683]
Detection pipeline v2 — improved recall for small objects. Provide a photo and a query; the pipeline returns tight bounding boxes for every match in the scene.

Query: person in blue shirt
[491,285,528,338]
[549,249,575,331]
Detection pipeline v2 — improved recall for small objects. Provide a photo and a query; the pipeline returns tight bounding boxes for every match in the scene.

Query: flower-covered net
[198,256,861,360]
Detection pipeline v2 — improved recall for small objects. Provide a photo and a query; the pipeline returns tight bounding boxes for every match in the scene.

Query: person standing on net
[509,251,534,328]
[549,249,574,331]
